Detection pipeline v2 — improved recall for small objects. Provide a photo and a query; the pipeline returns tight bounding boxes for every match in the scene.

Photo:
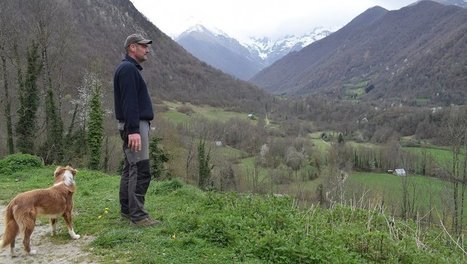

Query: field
[161,101,256,124]
[348,172,467,222]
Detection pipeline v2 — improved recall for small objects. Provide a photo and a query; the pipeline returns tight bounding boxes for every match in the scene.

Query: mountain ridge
[1,0,271,114]
[250,1,467,105]
[176,25,331,80]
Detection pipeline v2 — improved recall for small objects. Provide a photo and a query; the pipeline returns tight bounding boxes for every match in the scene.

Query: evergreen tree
[16,41,42,154]
[87,82,103,170]
[198,139,214,190]
[149,137,169,180]
[42,88,64,163]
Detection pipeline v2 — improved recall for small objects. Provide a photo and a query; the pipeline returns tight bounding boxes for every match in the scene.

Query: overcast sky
[130,0,416,41]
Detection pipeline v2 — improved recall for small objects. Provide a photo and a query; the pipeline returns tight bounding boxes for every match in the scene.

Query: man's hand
[128,133,142,152]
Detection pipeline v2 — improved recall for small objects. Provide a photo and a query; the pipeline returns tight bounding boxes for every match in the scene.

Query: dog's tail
[0,202,19,250]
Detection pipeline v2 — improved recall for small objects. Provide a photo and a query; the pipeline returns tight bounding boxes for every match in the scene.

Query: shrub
[153,179,184,195]
[0,153,43,175]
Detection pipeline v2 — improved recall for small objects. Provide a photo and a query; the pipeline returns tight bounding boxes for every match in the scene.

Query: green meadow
[161,101,255,124]
[348,171,466,221]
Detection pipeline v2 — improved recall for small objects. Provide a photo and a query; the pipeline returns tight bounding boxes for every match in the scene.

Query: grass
[1,158,467,263]
[348,171,467,221]
[236,157,269,184]
[403,146,456,168]
[161,101,254,124]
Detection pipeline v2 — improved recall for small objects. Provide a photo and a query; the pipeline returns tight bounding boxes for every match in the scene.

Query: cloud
[130,0,416,40]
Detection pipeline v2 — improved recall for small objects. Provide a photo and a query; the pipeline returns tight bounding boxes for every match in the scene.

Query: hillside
[250,1,467,106]
[0,158,465,263]
[176,25,331,80]
[0,0,270,113]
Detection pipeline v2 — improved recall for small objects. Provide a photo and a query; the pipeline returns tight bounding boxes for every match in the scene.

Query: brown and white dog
[0,166,80,256]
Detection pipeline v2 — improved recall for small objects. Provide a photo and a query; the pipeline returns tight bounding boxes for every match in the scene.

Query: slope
[251,1,467,105]
[1,0,270,114]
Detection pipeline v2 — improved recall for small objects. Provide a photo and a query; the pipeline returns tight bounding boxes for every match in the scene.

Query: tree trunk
[1,43,14,153]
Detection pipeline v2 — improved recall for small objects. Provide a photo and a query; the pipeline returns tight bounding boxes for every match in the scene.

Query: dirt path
[0,204,98,264]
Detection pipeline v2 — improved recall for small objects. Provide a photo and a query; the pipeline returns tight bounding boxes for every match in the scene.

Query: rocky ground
[0,204,98,264]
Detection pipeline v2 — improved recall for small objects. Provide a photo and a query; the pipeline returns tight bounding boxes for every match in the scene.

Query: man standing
[113,33,159,227]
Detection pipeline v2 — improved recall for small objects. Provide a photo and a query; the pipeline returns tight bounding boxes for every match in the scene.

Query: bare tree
[443,106,467,239]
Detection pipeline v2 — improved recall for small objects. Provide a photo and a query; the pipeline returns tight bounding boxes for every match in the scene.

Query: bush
[153,179,184,195]
[0,153,43,175]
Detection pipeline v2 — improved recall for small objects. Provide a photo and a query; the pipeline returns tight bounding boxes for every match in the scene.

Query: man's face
[129,43,150,63]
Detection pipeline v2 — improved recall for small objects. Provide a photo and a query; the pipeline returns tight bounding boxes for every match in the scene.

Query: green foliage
[149,137,170,180]
[198,139,214,190]
[41,89,64,164]
[92,229,143,249]
[87,83,104,170]
[0,153,43,175]
[196,214,233,247]
[1,166,466,263]
[153,178,183,195]
[16,41,42,154]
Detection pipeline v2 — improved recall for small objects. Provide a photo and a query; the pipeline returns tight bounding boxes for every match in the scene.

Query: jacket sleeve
[117,65,140,134]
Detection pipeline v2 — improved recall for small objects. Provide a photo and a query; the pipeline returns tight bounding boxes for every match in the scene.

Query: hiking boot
[121,213,131,220]
[132,217,161,227]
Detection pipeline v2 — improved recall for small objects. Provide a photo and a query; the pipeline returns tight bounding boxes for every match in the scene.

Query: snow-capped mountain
[175,25,332,80]
[427,0,467,8]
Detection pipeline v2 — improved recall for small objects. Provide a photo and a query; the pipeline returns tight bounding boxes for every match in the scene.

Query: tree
[87,81,103,170]
[16,41,42,154]
[0,1,15,154]
[322,142,353,205]
[219,161,236,191]
[149,137,170,180]
[443,106,467,239]
[198,139,214,190]
[41,88,64,163]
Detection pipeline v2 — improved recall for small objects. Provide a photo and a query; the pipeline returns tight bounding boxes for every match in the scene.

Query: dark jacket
[113,55,154,134]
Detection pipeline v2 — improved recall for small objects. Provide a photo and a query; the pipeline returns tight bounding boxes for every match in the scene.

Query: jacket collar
[124,54,143,71]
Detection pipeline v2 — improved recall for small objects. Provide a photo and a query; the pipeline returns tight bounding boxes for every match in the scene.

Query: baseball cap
[124,34,152,49]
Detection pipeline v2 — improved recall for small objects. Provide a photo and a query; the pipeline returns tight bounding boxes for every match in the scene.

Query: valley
[0,0,466,261]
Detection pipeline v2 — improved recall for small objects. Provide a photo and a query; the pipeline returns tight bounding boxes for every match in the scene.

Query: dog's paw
[68,228,80,239]
[29,249,37,255]
[10,249,18,258]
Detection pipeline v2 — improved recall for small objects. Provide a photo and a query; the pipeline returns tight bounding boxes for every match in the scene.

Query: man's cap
[124,34,152,49]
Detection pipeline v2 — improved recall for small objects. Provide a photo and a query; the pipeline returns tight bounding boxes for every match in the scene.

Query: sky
[130,0,416,42]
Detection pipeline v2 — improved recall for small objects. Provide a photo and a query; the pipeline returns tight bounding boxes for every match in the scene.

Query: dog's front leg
[62,212,80,239]
[10,240,18,257]
[50,218,58,236]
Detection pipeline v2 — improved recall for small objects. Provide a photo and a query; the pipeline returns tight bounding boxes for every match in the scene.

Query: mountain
[1,0,270,115]
[176,25,263,80]
[428,0,467,7]
[242,28,331,67]
[176,25,331,80]
[250,1,467,105]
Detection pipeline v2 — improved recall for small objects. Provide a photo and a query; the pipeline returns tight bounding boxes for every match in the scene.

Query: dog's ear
[67,166,78,176]
[54,166,64,177]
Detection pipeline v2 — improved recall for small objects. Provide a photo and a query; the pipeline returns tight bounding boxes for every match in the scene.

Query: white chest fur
[63,170,75,186]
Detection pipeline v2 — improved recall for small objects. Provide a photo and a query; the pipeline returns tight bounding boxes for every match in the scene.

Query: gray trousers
[119,121,152,221]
